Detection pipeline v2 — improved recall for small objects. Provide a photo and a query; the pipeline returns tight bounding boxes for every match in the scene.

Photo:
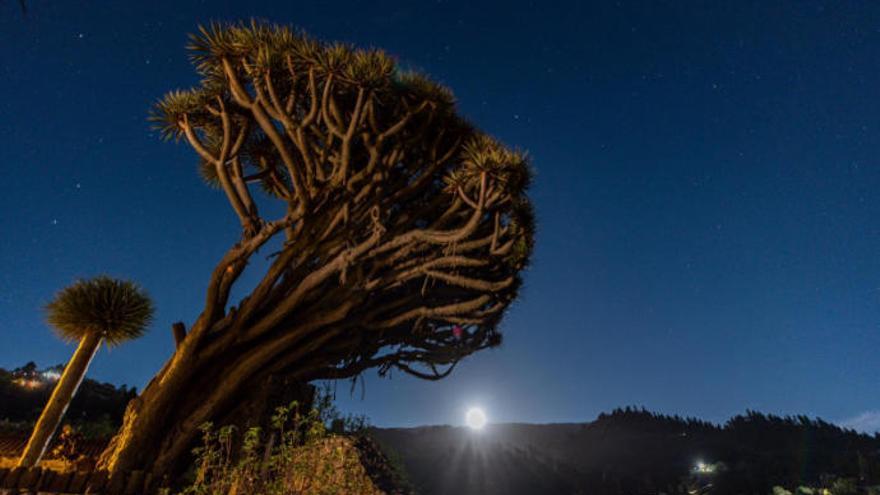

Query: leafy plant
[179,391,383,495]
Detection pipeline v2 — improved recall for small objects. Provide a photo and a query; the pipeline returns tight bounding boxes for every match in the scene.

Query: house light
[14,378,44,389]
[41,370,61,381]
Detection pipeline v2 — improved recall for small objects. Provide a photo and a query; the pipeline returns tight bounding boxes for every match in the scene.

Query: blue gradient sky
[1,1,878,429]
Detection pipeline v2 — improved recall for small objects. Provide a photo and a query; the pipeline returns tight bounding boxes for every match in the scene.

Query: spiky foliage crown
[151,21,531,200]
[148,21,534,381]
[46,277,155,347]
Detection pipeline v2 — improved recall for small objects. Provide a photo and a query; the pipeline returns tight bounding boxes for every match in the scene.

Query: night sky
[2,1,879,431]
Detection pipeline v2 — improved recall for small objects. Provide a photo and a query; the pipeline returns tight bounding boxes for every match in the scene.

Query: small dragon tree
[98,21,534,479]
[19,276,153,468]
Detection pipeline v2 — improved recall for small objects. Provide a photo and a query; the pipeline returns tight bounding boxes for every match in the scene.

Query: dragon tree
[19,277,153,468]
[97,21,534,479]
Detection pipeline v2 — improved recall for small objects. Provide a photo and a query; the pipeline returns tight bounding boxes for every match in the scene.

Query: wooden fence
[0,433,153,494]
[0,466,168,494]
[0,435,108,461]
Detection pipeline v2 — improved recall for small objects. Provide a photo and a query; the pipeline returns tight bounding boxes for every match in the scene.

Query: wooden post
[68,469,90,493]
[4,466,24,489]
[16,466,42,490]
[141,472,154,495]
[124,469,145,495]
[172,322,187,349]
[85,470,108,494]
[107,469,128,494]
[47,470,74,492]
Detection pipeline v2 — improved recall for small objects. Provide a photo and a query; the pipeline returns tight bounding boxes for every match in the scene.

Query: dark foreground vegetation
[0,369,409,493]
[372,408,880,495]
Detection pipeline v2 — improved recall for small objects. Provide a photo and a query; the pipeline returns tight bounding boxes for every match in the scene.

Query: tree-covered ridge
[0,363,135,435]
[372,407,880,495]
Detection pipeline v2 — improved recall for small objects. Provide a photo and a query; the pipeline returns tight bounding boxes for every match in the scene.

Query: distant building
[11,362,63,389]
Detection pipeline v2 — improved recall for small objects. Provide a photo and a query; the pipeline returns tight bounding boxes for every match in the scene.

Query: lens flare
[466,407,488,429]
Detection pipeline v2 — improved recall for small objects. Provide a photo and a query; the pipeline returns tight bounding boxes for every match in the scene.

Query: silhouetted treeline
[372,407,880,495]
[0,363,134,436]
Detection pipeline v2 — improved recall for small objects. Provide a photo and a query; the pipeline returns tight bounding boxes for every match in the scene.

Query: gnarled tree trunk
[99,352,316,484]
[98,21,534,484]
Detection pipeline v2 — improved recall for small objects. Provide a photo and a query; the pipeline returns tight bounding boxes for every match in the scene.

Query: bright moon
[466,407,488,429]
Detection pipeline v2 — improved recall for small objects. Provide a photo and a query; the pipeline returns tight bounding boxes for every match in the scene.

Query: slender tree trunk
[18,332,103,467]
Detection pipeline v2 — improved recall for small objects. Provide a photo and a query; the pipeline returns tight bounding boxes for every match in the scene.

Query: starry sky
[1,0,879,431]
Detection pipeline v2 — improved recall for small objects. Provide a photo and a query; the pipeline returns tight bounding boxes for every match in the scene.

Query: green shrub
[178,393,379,495]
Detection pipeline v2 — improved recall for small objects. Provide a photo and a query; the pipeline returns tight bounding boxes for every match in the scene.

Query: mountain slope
[371,409,880,495]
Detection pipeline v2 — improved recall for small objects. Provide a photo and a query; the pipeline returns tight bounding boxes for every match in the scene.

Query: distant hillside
[3,367,877,495]
[0,362,134,436]
[371,408,880,495]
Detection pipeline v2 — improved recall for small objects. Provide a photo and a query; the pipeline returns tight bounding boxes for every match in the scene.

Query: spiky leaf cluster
[46,277,155,347]
[150,20,535,382]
